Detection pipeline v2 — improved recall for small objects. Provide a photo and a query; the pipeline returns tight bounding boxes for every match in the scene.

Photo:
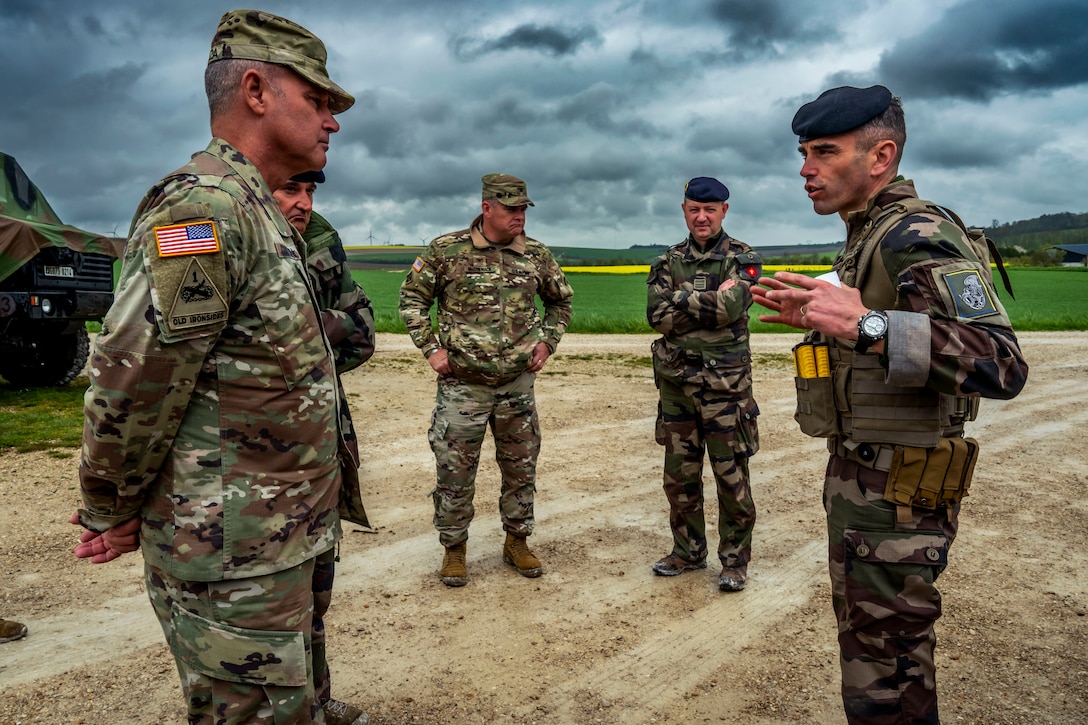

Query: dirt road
[1,332,1086,724]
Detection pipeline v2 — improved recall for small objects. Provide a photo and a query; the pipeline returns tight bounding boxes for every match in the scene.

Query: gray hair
[205,59,284,120]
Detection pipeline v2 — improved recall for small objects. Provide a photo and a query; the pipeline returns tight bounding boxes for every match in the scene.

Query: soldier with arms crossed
[71,10,367,724]
[647,177,762,592]
[752,85,1028,723]
[275,169,374,725]
[399,174,573,587]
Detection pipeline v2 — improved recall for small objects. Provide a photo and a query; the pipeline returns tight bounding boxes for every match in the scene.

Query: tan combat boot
[503,533,543,578]
[440,542,468,587]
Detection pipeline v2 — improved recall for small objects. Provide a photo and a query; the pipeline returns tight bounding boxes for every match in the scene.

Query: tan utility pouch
[884,437,979,524]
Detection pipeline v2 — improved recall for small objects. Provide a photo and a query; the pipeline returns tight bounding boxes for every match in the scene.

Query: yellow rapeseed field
[561,264,832,274]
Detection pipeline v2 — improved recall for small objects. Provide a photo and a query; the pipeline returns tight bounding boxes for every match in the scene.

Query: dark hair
[855,95,906,164]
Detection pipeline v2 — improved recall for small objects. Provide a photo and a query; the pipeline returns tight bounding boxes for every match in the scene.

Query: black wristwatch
[855,310,889,354]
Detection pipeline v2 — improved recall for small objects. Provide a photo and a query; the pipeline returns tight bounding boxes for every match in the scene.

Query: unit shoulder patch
[942,268,997,319]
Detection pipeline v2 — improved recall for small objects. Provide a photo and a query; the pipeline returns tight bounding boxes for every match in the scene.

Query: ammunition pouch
[883,437,979,524]
[793,340,837,438]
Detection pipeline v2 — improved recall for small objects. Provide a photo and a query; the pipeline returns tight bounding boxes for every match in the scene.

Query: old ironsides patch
[943,269,997,319]
[166,256,228,332]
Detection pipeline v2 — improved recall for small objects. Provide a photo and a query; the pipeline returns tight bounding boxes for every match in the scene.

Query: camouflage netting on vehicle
[0,152,124,282]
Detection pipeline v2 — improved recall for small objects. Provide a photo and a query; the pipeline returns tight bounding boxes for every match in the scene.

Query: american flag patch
[412,256,425,272]
[154,221,221,257]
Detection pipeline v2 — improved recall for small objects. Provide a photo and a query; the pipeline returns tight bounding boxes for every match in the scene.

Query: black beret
[792,85,893,143]
[289,170,326,184]
[684,176,729,203]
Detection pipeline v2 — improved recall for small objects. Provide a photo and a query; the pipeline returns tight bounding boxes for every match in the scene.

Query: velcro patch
[942,269,997,318]
[154,221,220,257]
[165,256,228,333]
[412,256,425,272]
[276,242,301,260]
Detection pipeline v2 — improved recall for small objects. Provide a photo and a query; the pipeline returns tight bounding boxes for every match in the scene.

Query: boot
[503,533,542,578]
[440,542,468,587]
[323,698,369,725]
[0,618,28,643]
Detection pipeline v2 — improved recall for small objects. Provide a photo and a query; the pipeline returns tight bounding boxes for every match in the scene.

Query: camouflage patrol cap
[482,173,534,207]
[209,9,355,114]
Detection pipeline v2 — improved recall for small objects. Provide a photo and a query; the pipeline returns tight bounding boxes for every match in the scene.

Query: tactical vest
[814,196,979,447]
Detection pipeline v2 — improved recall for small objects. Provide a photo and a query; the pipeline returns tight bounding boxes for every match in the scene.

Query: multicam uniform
[301,210,374,709]
[78,139,355,723]
[797,179,1028,723]
[399,216,573,547]
[647,231,760,567]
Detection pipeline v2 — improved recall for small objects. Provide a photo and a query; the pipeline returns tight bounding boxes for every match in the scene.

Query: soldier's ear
[870,140,898,178]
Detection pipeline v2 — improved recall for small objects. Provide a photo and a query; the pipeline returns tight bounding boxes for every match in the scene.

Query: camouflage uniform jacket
[302,211,373,528]
[647,231,756,396]
[303,211,375,374]
[78,139,344,582]
[399,214,574,386]
[814,178,1028,446]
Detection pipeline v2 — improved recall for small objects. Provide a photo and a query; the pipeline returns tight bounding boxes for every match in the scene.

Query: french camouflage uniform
[78,139,354,724]
[798,179,1028,723]
[398,217,573,547]
[301,210,374,709]
[648,230,760,567]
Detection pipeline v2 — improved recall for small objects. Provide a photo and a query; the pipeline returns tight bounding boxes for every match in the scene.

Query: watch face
[862,313,888,337]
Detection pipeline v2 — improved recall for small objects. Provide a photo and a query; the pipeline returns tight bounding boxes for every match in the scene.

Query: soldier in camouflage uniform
[275,170,373,725]
[753,85,1028,723]
[71,10,365,724]
[647,177,761,592]
[398,174,573,587]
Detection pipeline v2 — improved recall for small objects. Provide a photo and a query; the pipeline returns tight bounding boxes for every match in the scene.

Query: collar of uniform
[845,177,918,240]
[470,214,527,254]
[683,229,729,261]
[204,137,294,239]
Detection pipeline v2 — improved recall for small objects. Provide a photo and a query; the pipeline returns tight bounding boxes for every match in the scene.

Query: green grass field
[357,266,1088,334]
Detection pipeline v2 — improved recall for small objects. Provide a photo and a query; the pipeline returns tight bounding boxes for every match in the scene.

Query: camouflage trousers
[655,377,759,566]
[145,558,323,725]
[312,547,336,707]
[429,370,540,547]
[824,454,958,725]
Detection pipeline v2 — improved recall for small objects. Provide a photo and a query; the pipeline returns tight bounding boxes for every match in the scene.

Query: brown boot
[440,542,468,587]
[0,618,28,643]
[503,533,543,578]
[323,698,369,725]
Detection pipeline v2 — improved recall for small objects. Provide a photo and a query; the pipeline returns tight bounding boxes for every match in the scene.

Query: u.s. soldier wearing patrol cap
[752,86,1028,722]
[399,173,572,588]
[74,10,369,724]
[646,177,763,592]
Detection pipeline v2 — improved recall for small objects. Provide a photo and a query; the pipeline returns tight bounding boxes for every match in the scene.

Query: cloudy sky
[3,0,1086,249]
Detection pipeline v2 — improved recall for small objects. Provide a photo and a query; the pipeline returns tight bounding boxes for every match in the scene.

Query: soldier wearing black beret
[646,176,763,592]
[753,86,1028,722]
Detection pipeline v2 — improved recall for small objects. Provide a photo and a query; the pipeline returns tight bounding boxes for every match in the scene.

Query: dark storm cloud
[876,0,1088,101]
[451,23,603,60]
[1,0,1084,247]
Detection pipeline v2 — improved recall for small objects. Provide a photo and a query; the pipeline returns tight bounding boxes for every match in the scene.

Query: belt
[829,438,896,472]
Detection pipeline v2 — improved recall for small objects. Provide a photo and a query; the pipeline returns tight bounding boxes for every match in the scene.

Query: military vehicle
[0,152,124,387]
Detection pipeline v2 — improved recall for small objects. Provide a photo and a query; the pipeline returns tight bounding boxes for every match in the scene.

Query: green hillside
[344,209,1088,268]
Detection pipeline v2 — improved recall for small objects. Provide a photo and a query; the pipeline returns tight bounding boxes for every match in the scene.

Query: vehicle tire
[0,326,90,387]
